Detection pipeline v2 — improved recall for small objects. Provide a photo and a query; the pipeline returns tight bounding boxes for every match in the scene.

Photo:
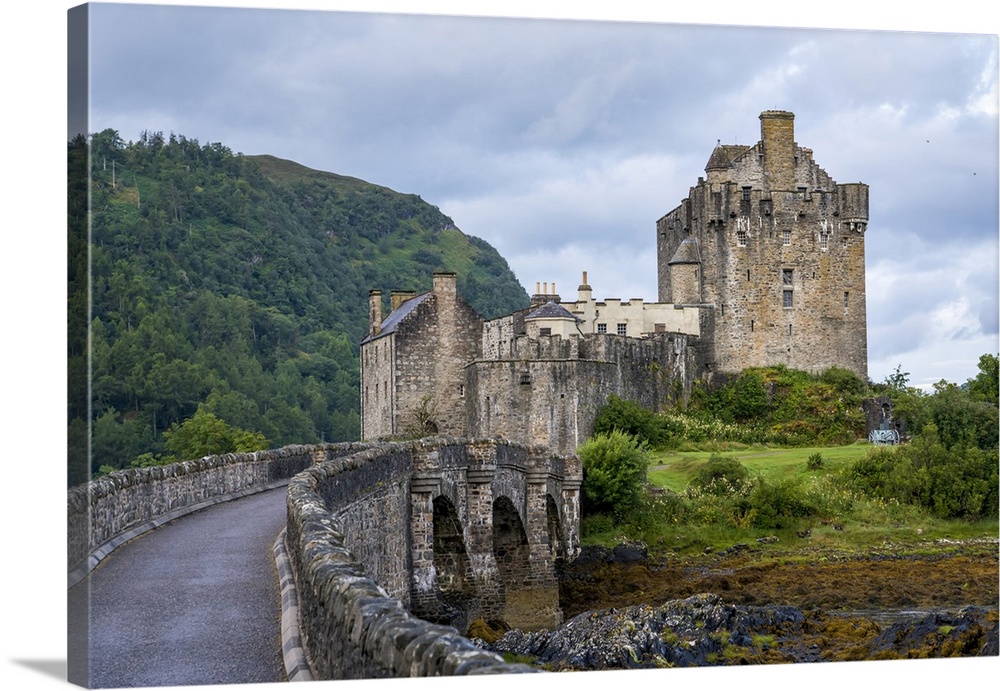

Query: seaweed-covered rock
[483,593,805,670]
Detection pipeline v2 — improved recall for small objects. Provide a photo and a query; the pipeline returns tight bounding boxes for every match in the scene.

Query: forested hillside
[67,131,529,486]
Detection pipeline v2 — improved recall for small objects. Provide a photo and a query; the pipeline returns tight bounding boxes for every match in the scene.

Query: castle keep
[361,111,869,454]
[658,110,869,377]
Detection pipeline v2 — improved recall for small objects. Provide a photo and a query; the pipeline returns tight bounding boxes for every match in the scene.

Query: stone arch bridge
[68,437,581,682]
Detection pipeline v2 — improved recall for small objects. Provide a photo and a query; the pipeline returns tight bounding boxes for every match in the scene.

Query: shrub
[593,395,668,448]
[748,478,816,529]
[579,429,650,519]
[806,452,825,470]
[690,454,751,495]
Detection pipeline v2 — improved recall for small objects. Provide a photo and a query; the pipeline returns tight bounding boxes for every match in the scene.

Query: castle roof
[360,291,432,344]
[668,237,702,265]
[705,143,751,171]
[525,301,576,321]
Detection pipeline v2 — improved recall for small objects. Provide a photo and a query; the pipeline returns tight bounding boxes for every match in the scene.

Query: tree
[967,353,999,407]
[162,409,267,461]
[578,430,650,519]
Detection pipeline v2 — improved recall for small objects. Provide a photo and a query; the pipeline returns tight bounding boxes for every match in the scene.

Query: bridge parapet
[285,437,580,680]
[67,443,374,587]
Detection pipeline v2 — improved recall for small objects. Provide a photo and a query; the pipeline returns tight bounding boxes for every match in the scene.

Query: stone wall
[467,331,698,455]
[67,444,330,584]
[284,438,552,679]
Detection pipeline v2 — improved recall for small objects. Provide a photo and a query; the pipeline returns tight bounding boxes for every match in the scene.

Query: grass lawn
[647,443,871,493]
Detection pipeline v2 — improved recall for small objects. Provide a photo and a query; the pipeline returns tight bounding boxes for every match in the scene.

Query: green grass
[647,443,869,493]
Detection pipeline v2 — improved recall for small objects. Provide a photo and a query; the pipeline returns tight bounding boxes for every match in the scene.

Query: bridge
[67,438,581,686]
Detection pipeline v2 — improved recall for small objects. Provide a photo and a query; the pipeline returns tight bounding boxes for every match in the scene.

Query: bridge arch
[545,493,565,562]
[432,495,474,615]
[492,495,531,590]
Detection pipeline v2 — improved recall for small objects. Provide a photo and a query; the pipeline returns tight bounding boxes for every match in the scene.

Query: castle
[360,111,869,454]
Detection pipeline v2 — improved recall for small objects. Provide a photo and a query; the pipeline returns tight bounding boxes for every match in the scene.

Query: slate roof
[705,143,752,171]
[360,291,431,344]
[668,237,702,265]
[525,301,577,320]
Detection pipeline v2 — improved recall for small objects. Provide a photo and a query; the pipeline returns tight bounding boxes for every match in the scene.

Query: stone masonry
[657,110,869,379]
[362,111,869,457]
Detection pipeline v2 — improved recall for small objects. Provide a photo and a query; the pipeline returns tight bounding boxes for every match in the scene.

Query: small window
[783,290,793,308]
[617,323,627,336]
[819,232,830,251]
[458,384,465,397]
[519,372,531,385]
[654,323,666,333]
[539,327,551,336]
[782,269,793,285]
[783,229,791,246]
[844,292,850,309]
[597,323,607,334]
[741,186,752,201]
[736,230,748,247]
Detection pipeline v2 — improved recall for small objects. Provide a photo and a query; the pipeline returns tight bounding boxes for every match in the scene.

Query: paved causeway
[69,487,288,688]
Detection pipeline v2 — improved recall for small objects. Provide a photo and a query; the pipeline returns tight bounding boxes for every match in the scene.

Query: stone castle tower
[657,110,869,379]
[361,111,870,451]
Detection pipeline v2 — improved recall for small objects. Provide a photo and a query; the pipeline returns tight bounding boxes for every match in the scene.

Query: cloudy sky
[72,1,998,390]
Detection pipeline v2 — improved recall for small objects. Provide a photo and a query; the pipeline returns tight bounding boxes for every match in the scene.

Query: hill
[68,130,529,485]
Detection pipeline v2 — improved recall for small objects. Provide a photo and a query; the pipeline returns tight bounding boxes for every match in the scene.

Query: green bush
[593,395,668,448]
[579,429,650,519]
[690,454,751,495]
[748,478,816,529]
[843,426,999,521]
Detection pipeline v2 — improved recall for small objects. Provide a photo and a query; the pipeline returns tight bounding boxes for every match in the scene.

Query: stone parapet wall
[67,444,348,581]
[285,437,538,679]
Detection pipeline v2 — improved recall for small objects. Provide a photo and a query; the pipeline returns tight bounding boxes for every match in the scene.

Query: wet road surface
[69,487,288,688]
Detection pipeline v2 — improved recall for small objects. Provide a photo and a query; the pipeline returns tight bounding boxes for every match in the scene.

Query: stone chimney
[432,272,457,296]
[369,290,382,338]
[577,270,593,302]
[391,290,417,311]
[760,110,795,191]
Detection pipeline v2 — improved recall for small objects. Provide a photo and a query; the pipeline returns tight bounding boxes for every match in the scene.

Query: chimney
[578,270,593,303]
[391,290,417,311]
[759,110,795,191]
[369,290,383,338]
[432,272,457,300]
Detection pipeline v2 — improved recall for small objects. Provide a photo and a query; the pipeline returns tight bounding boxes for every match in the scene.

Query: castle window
[519,371,532,386]
[742,186,752,201]
[539,327,551,336]
[655,323,666,333]
[597,323,607,334]
[783,229,791,245]
[750,320,755,333]
[783,290,793,308]
[458,384,465,397]
[819,232,830,251]
[617,323,627,336]
[844,292,850,309]
[782,268,793,285]
[737,230,748,246]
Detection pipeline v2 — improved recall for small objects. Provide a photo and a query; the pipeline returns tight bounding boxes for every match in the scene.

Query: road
[68,487,288,688]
